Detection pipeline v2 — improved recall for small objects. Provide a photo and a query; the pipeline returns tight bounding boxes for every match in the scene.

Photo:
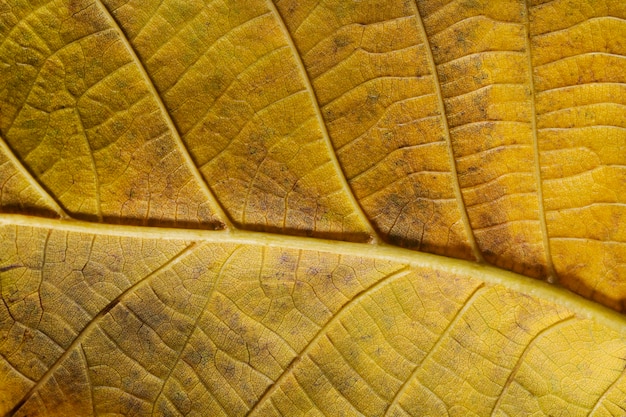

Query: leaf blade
[2,214,626,415]
[1,0,626,414]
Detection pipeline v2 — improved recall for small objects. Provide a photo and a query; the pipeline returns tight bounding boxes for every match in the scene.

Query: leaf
[0,0,625,415]
[1,215,626,416]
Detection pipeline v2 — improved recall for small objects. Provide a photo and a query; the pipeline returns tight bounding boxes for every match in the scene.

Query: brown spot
[334,35,352,49]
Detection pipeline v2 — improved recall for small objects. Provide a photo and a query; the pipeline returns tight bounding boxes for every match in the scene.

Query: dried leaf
[1,0,625,415]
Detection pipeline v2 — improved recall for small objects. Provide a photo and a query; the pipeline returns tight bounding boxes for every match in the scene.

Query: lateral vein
[384,284,486,415]
[5,243,198,417]
[246,267,411,416]
[266,0,381,243]
[411,1,483,262]
[524,1,556,282]
[94,0,234,230]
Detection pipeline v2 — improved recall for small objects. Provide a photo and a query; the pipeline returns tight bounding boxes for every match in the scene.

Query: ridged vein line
[246,267,412,416]
[489,316,576,415]
[151,246,240,415]
[411,1,484,262]
[6,243,198,417]
[0,137,69,219]
[524,0,557,282]
[265,0,381,243]
[384,284,486,416]
[94,0,233,229]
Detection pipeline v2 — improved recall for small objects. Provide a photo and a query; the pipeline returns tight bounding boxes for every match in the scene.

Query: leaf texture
[1,216,626,416]
[0,0,625,415]
[0,0,625,302]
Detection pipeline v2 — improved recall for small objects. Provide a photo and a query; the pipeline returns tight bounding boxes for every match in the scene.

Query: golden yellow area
[106,0,374,240]
[0,0,625,414]
[530,0,626,309]
[282,0,476,260]
[0,1,226,229]
[1,217,626,416]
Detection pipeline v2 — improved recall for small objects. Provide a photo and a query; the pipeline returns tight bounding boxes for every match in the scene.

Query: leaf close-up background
[0,0,625,415]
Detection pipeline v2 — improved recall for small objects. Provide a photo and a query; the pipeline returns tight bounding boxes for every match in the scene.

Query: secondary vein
[524,0,557,282]
[5,242,198,417]
[411,1,484,263]
[266,0,381,244]
[94,0,234,230]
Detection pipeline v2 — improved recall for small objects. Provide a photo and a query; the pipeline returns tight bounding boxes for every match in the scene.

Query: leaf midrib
[1,212,624,334]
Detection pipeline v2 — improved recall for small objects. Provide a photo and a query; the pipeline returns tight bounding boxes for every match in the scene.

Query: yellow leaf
[0,0,625,415]
[1,215,626,416]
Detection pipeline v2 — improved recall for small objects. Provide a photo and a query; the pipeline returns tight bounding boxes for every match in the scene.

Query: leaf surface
[0,0,626,415]
[2,215,626,416]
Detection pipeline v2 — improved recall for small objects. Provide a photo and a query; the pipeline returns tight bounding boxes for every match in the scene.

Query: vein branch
[489,316,576,415]
[5,242,198,417]
[266,0,381,243]
[0,136,70,219]
[246,266,412,416]
[94,0,234,230]
[411,1,484,262]
[151,245,241,414]
[384,284,486,415]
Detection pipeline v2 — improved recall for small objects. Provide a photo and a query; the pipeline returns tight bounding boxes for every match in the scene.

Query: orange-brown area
[105,0,373,241]
[277,0,475,259]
